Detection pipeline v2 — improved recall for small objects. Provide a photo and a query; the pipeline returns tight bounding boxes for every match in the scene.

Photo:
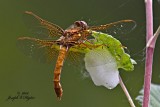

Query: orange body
[53,46,67,100]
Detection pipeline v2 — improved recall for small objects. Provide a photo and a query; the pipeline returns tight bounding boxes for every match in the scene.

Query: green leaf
[91,31,136,71]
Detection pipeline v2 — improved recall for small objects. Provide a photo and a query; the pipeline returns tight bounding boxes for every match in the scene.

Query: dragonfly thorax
[56,21,89,47]
[57,32,83,47]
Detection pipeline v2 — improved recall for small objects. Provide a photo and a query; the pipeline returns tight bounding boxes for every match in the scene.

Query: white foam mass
[84,48,119,89]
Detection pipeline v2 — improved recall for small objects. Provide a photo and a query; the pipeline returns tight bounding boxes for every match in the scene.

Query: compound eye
[74,21,81,27]
[74,21,88,29]
[80,21,88,27]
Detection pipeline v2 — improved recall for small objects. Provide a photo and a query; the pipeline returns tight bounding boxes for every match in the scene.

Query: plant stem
[143,25,160,107]
[119,75,135,107]
[145,0,153,42]
[143,48,154,107]
[147,25,160,48]
[143,0,153,107]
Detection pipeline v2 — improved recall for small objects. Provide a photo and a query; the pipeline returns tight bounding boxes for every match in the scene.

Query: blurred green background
[0,0,160,107]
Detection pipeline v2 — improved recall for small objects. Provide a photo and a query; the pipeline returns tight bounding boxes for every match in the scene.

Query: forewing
[23,11,64,39]
[89,20,136,35]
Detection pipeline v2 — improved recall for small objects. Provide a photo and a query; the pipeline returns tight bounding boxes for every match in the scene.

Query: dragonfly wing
[17,37,59,63]
[89,20,136,35]
[66,50,85,69]
[24,11,64,39]
[66,41,103,68]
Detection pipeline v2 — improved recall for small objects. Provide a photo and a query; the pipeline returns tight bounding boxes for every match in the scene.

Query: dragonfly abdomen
[53,46,68,100]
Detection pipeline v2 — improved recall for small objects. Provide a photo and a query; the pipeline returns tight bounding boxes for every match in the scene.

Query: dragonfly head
[74,21,88,30]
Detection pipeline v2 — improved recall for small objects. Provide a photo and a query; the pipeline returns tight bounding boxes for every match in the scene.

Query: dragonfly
[17,11,136,100]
